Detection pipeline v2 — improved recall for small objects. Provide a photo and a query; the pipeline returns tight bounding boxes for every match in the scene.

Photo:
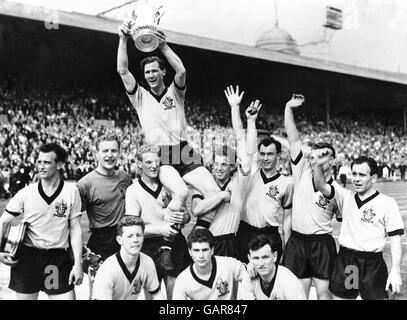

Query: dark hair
[214,145,237,165]
[257,137,282,154]
[248,234,279,254]
[351,156,378,176]
[311,142,336,158]
[39,143,67,163]
[140,56,166,73]
[117,216,145,236]
[96,134,121,151]
[186,228,214,249]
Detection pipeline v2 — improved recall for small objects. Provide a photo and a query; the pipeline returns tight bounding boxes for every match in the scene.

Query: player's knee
[174,184,189,201]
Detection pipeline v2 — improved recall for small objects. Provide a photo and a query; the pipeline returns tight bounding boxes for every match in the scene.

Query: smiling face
[351,162,376,196]
[248,244,277,279]
[258,144,279,171]
[213,155,233,182]
[96,140,119,173]
[144,61,166,92]
[117,225,144,256]
[139,152,160,180]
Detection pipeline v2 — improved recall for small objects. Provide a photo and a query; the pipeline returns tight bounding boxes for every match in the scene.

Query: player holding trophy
[117,2,222,269]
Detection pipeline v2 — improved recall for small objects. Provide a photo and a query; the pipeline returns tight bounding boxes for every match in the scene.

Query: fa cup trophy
[125,1,166,52]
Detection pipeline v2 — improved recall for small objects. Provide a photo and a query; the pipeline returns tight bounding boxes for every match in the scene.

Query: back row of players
[0,28,403,300]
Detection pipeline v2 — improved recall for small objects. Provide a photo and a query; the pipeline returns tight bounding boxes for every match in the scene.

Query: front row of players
[0,88,404,300]
[93,216,306,300]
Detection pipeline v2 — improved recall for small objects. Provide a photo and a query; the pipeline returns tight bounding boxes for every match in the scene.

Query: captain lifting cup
[127,2,166,52]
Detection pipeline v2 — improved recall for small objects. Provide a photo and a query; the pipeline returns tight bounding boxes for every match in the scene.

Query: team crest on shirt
[162,96,175,110]
[161,191,172,208]
[131,278,143,295]
[215,277,229,297]
[315,195,330,209]
[266,185,279,200]
[361,207,376,224]
[54,199,67,218]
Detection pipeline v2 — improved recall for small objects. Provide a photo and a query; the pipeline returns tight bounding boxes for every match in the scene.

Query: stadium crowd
[0,81,406,198]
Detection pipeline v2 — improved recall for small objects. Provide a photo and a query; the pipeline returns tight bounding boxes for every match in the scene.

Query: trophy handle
[131,9,137,22]
[154,6,165,25]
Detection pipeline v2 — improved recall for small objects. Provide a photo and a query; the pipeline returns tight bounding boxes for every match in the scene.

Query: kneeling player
[92,216,163,300]
[173,229,246,300]
[238,234,305,300]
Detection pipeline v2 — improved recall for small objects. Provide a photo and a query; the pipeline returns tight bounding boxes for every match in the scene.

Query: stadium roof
[1,0,407,86]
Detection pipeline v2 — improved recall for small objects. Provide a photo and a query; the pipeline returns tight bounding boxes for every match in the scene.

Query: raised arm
[284,94,305,160]
[245,100,262,157]
[159,41,186,88]
[224,86,248,171]
[224,85,245,143]
[313,149,335,198]
[117,21,137,92]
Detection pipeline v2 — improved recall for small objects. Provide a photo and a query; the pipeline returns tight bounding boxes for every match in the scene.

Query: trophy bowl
[129,2,165,52]
[132,26,164,52]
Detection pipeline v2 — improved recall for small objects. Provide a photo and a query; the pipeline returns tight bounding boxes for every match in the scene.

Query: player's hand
[286,94,305,109]
[312,148,332,166]
[245,100,262,121]
[156,30,167,47]
[0,252,18,266]
[246,261,258,279]
[69,263,84,286]
[182,210,191,224]
[118,20,133,39]
[220,190,231,203]
[163,208,185,225]
[386,269,402,295]
[224,85,244,108]
[160,224,179,238]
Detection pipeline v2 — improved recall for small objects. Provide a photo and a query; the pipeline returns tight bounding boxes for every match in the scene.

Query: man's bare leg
[16,292,39,300]
[299,278,312,299]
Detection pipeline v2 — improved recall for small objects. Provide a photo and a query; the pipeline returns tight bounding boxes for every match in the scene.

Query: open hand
[224,85,244,108]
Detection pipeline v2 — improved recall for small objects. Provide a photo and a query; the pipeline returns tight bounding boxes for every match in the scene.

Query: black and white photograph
[0,0,406,308]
